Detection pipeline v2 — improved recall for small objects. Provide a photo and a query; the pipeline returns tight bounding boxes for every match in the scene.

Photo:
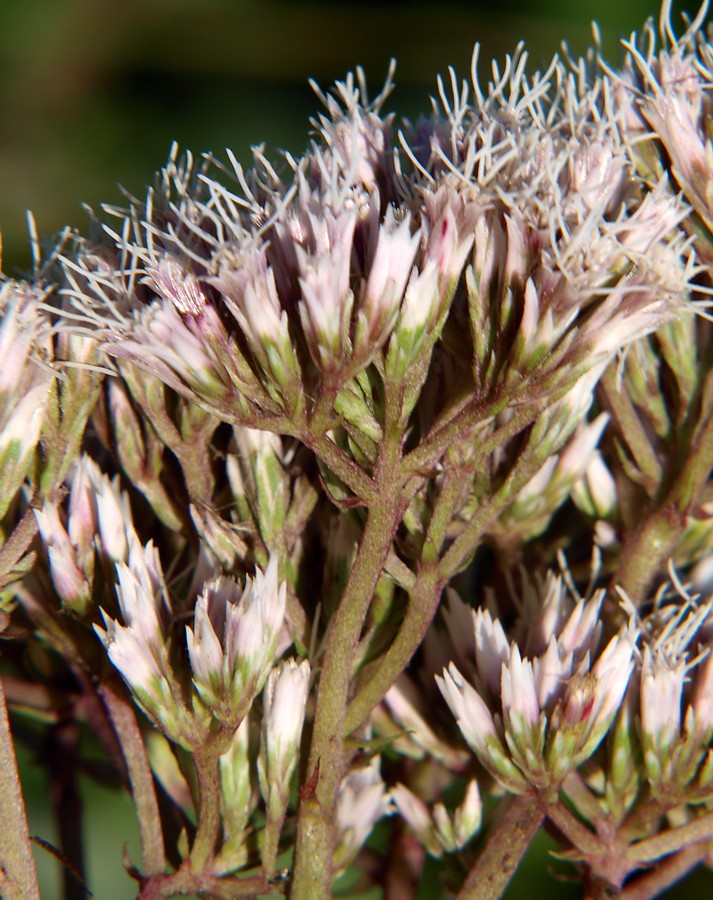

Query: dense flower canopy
[4,4,713,899]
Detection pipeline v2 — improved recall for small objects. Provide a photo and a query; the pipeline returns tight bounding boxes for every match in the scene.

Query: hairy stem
[598,367,662,485]
[344,564,441,734]
[137,860,273,899]
[344,464,464,733]
[305,432,376,502]
[545,799,603,857]
[0,678,40,900]
[190,751,223,872]
[290,495,402,899]
[562,772,608,830]
[0,504,38,591]
[99,682,166,876]
[610,369,713,607]
[627,811,713,864]
[610,508,686,609]
[457,795,544,900]
[621,844,710,900]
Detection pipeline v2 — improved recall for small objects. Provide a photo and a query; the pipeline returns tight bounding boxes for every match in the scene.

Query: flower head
[58,34,690,446]
[94,539,186,740]
[437,578,637,796]
[0,281,54,520]
[34,456,141,616]
[390,779,482,857]
[185,557,288,724]
[636,596,713,795]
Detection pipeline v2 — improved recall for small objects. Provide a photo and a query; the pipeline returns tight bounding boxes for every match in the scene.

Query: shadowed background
[3,0,712,897]
[0,0,693,273]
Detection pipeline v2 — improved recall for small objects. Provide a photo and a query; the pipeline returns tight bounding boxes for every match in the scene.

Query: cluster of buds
[32,455,137,617]
[390,779,482,858]
[437,575,637,798]
[0,277,101,597]
[58,16,691,484]
[636,596,713,799]
[0,281,54,525]
[95,551,289,746]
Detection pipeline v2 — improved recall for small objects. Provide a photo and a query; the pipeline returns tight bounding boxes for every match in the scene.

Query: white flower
[258,659,310,820]
[94,540,186,741]
[334,759,392,872]
[391,779,482,857]
[0,281,54,518]
[356,206,420,355]
[438,580,638,794]
[185,557,288,722]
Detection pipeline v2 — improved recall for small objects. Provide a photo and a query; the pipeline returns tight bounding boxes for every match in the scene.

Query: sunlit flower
[437,581,637,796]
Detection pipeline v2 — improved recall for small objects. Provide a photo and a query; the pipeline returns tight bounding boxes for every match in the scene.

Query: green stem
[619,795,669,846]
[438,410,587,582]
[347,423,553,733]
[99,682,166,876]
[438,492,498,581]
[610,373,713,608]
[190,751,223,872]
[290,496,401,899]
[384,550,416,592]
[0,678,40,900]
[545,799,603,857]
[0,504,39,591]
[561,772,609,831]
[137,860,273,899]
[401,393,504,475]
[611,509,685,608]
[457,795,544,900]
[401,362,581,478]
[305,432,375,502]
[343,462,466,731]
[421,459,469,563]
[344,564,441,734]
[598,367,662,485]
[261,817,282,880]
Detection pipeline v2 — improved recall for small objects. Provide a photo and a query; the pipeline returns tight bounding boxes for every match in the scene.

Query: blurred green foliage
[0,0,689,274]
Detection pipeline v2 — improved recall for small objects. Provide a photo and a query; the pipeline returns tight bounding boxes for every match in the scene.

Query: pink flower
[185,557,288,722]
[438,580,638,793]
[258,659,310,821]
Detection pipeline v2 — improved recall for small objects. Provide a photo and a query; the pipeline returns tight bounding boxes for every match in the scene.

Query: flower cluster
[0,277,100,597]
[437,578,636,797]
[61,30,691,464]
[96,550,288,745]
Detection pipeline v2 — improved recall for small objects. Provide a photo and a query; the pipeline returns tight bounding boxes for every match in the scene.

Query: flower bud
[257,659,310,824]
[185,557,288,725]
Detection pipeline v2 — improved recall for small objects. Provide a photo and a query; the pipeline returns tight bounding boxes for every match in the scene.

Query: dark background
[0,0,693,274]
[5,0,713,897]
